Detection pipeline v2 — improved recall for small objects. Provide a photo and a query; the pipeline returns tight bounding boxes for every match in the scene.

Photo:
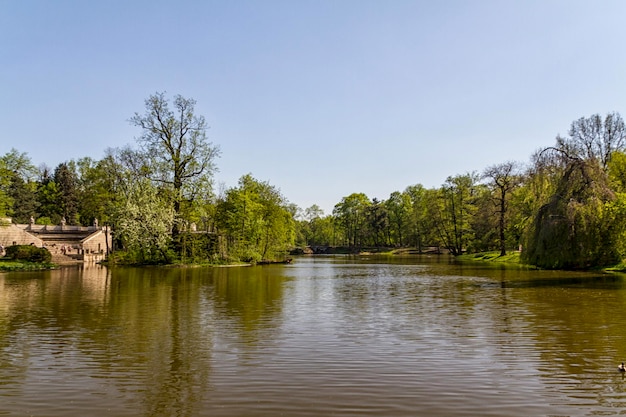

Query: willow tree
[129,92,220,239]
[522,158,621,269]
[522,113,626,269]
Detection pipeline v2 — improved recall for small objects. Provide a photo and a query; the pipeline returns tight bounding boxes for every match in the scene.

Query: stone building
[0,218,110,263]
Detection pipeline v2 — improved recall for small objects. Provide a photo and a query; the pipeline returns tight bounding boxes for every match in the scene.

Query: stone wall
[81,229,109,262]
[0,218,110,263]
[0,223,44,248]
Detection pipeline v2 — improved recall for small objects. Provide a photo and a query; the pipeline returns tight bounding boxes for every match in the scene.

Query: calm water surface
[2,255,626,416]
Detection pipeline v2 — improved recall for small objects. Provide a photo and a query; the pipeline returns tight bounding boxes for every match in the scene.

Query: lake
[1,255,626,416]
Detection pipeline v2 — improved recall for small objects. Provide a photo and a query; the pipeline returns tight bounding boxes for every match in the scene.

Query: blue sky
[2,0,625,214]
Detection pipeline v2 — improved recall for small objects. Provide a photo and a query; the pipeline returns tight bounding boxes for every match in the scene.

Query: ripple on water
[2,258,626,416]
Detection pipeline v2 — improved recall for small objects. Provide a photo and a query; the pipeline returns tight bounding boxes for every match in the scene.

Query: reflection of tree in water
[465,267,626,410]
[101,265,286,415]
[0,266,219,416]
[210,266,286,347]
[0,267,112,408]
[104,267,214,416]
[0,273,50,394]
[508,273,626,368]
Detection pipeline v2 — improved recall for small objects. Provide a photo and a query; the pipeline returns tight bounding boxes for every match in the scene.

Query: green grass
[456,251,523,264]
[0,259,56,271]
[457,251,626,272]
[604,262,626,272]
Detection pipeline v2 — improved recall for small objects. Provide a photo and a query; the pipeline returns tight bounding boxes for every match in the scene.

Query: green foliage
[54,162,79,224]
[113,177,174,264]
[469,187,499,253]
[404,184,434,252]
[431,173,480,255]
[522,158,622,269]
[295,206,335,247]
[0,148,37,219]
[367,198,389,246]
[128,92,220,237]
[333,193,371,247]
[8,174,38,223]
[74,156,120,226]
[6,111,626,270]
[609,151,626,192]
[0,260,54,271]
[385,191,409,247]
[216,174,294,262]
[178,232,222,263]
[481,161,523,256]
[37,171,62,223]
[5,245,52,263]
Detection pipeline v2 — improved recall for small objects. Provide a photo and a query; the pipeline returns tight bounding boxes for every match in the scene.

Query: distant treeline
[1,92,624,268]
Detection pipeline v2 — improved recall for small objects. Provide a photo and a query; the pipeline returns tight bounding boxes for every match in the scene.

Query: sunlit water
[2,255,626,416]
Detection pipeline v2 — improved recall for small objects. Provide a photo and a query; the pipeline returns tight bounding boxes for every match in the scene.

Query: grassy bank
[456,251,626,272]
[454,251,536,268]
[0,259,56,271]
[456,251,524,265]
[604,262,626,273]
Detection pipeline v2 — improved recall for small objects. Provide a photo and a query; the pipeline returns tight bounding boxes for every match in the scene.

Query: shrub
[5,245,52,263]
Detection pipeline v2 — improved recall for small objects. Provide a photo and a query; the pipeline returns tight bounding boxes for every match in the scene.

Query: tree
[403,184,433,252]
[216,174,294,262]
[7,175,38,223]
[555,112,626,170]
[303,204,324,222]
[297,204,326,246]
[0,149,37,219]
[608,151,626,192]
[129,92,220,239]
[113,177,174,263]
[75,156,120,226]
[366,198,388,246]
[522,158,620,268]
[521,114,626,268]
[309,215,335,246]
[470,186,498,253]
[36,166,62,224]
[482,161,522,256]
[0,149,38,181]
[432,173,479,255]
[333,193,371,247]
[54,162,79,224]
[385,191,409,247]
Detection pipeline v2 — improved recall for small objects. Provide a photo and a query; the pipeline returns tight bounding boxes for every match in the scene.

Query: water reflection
[2,257,626,415]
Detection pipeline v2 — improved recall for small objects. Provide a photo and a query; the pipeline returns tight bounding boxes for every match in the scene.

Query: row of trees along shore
[1,93,626,269]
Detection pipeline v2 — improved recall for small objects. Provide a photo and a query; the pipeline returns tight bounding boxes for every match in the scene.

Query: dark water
[2,255,626,416]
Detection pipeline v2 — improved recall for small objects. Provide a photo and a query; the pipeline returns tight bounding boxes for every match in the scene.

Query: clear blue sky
[2,1,625,214]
